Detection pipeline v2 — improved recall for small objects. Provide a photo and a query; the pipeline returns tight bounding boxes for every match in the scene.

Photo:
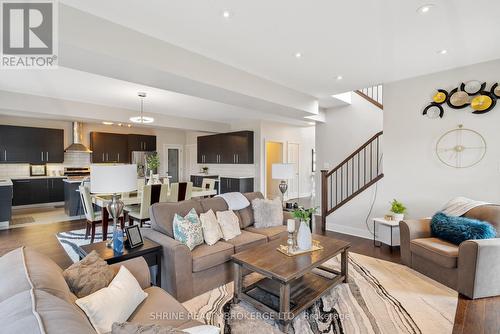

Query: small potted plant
[390,199,407,222]
[202,166,209,174]
[146,153,160,181]
[292,207,318,250]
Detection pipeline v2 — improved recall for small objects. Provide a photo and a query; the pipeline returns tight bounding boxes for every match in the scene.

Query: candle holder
[287,232,295,253]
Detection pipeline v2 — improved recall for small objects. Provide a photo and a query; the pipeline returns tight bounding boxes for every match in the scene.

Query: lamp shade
[90,164,138,194]
[272,163,294,180]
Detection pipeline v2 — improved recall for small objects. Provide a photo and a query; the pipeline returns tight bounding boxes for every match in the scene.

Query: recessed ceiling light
[295,52,302,59]
[127,124,132,128]
[102,121,113,125]
[222,10,231,18]
[336,75,343,80]
[117,123,123,127]
[437,49,448,55]
[417,4,435,14]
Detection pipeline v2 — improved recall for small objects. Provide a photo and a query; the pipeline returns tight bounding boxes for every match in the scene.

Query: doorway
[163,144,183,183]
[265,141,283,199]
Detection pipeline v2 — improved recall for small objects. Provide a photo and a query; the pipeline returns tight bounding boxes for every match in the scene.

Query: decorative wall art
[435,125,486,168]
[423,81,499,119]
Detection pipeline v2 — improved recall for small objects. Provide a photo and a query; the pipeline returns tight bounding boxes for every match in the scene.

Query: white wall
[318,59,500,238]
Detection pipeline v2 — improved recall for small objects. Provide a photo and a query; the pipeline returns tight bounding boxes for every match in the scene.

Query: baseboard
[12,202,64,210]
[326,223,373,240]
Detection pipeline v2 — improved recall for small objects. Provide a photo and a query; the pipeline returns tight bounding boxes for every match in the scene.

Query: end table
[372,218,400,251]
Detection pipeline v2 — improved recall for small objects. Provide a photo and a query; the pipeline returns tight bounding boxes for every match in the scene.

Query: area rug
[182,253,457,334]
[57,223,152,262]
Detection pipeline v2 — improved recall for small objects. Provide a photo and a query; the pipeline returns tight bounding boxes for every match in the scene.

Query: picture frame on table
[125,225,144,248]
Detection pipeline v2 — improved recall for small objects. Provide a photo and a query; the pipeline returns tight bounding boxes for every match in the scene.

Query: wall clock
[435,125,486,168]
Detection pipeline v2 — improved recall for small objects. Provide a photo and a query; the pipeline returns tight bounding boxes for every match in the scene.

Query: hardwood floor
[0,219,497,333]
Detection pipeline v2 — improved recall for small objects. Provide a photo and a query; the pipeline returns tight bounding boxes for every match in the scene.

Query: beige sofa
[142,192,291,302]
[0,247,203,333]
[400,205,500,299]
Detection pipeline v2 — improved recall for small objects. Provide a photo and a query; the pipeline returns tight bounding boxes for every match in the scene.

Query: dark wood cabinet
[90,132,128,163]
[128,134,156,152]
[0,125,64,163]
[12,178,65,206]
[219,177,254,194]
[197,131,253,164]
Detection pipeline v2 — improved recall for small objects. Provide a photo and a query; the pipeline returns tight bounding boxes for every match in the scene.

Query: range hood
[64,122,92,153]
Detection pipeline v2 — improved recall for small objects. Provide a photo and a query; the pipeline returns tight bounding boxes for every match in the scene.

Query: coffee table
[231,234,350,332]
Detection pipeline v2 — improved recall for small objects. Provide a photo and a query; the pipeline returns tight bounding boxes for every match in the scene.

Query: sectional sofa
[142,192,291,302]
[0,247,203,333]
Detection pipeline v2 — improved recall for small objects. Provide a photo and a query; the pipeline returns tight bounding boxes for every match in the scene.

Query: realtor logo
[1,0,58,68]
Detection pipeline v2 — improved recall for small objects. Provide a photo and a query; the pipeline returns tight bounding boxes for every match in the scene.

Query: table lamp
[272,163,294,204]
[90,164,137,252]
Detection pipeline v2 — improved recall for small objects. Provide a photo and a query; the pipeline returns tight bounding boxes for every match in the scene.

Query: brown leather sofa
[0,247,203,333]
[142,192,291,302]
[399,205,500,299]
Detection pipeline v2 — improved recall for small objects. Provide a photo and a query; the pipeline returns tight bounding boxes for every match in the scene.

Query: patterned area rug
[183,253,457,334]
[57,223,151,262]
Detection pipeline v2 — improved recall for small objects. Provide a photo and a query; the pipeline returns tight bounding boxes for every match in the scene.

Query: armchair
[399,205,500,299]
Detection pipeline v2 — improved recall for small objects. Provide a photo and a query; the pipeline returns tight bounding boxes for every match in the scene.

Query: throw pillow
[173,208,204,250]
[63,250,115,298]
[200,209,223,246]
[431,212,497,245]
[76,266,148,334]
[216,210,241,241]
[252,197,284,228]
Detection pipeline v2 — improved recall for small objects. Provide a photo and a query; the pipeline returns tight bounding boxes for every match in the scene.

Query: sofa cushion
[150,200,204,238]
[410,238,459,269]
[224,230,267,253]
[199,197,228,213]
[0,289,95,334]
[129,286,203,329]
[245,225,287,241]
[191,242,234,273]
[0,247,74,304]
[237,192,264,228]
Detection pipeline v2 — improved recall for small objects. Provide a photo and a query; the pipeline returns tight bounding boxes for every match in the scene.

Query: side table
[373,218,400,251]
[76,239,162,286]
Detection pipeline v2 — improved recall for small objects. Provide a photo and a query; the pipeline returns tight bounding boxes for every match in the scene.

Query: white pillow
[216,210,241,241]
[200,209,223,246]
[75,266,148,334]
[252,197,283,228]
[184,325,220,334]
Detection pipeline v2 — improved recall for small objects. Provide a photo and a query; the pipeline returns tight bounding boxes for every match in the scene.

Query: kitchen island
[63,178,85,218]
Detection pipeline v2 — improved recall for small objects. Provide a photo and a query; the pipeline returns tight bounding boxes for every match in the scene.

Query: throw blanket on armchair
[441,197,491,217]
[216,192,250,210]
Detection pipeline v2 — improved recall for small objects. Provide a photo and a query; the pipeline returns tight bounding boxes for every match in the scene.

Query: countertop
[7,175,67,180]
[63,179,86,184]
[191,173,254,179]
[0,179,13,187]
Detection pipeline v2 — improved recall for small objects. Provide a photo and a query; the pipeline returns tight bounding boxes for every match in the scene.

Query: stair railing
[355,85,383,109]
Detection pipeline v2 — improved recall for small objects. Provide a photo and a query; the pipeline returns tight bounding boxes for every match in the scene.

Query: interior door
[287,143,300,201]
[164,145,183,183]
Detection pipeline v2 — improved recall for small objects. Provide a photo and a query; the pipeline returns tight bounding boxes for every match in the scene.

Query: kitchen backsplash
[193,164,256,177]
[0,152,90,178]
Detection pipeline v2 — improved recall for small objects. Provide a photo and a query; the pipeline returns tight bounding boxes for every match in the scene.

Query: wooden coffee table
[231,234,350,333]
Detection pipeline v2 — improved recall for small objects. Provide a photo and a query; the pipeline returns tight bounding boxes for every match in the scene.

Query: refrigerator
[131,151,156,177]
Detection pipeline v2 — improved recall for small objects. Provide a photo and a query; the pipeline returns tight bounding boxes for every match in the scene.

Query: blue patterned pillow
[173,208,204,250]
[431,212,497,245]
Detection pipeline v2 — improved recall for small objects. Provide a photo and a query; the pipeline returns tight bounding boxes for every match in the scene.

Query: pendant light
[130,92,154,124]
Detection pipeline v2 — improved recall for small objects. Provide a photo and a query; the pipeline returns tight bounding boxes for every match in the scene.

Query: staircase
[320,131,384,230]
[355,84,383,109]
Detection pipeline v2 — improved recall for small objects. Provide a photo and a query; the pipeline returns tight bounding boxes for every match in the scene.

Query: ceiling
[0,67,306,125]
[60,0,500,101]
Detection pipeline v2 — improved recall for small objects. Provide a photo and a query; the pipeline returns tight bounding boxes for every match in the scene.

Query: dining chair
[159,183,170,202]
[125,184,165,227]
[166,182,193,202]
[79,185,103,243]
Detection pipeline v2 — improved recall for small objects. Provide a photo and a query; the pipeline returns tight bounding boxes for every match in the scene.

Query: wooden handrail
[325,131,383,177]
[355,89,383,110]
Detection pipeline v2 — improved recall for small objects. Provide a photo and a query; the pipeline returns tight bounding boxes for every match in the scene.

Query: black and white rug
[182,253,457,334]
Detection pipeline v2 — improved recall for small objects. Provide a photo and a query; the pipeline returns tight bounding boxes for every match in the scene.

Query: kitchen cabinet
[128,134,156,152]
[0,125,64,163]
[90,132,128,163]
[12,178,65,206]
[219,177,254,194]
[197,131,253,164]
